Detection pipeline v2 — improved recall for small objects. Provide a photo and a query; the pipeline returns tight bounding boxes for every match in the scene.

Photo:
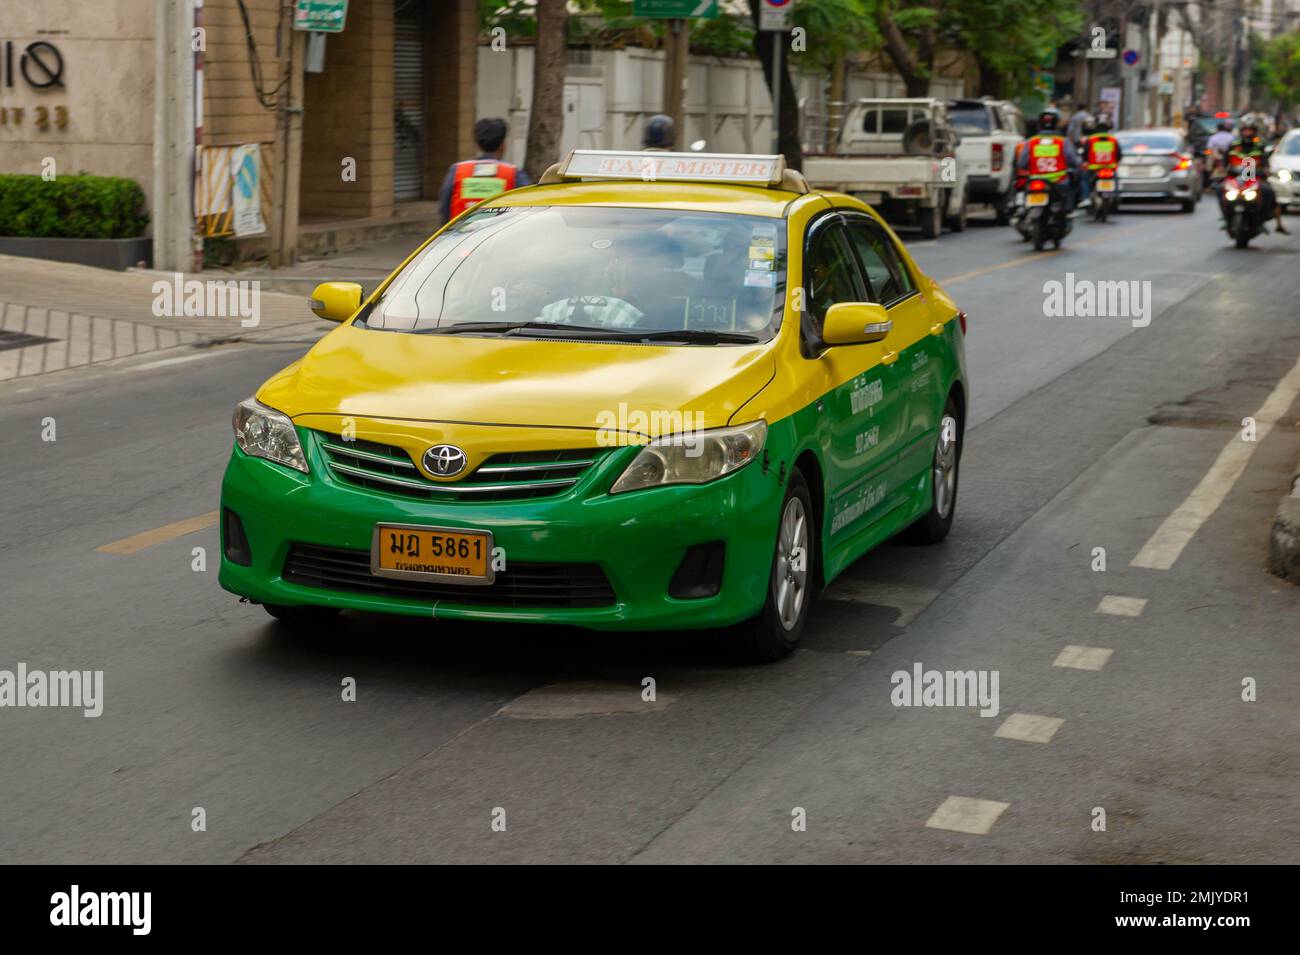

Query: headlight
[1278,169,1292,182]
[1225,188,1239,201]
[1243,189,1258,201]
[232,397,309,473]
[609,420,766,494]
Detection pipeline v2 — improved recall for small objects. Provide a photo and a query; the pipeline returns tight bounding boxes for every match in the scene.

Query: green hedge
[0,174,149,240]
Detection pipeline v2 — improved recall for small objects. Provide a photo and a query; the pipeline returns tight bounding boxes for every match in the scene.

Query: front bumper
[218,431,787,631]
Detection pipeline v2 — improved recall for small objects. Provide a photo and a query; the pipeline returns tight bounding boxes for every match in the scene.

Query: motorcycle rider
[1081,117,1122,205]
[1017,106,1082,212]
[1226,114,1289,235]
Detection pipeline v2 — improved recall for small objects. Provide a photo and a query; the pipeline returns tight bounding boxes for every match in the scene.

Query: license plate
[1121,165,1159,178]
[371,524,494,584]
[859,192,884,206]
[1027,193,1048,206]
[1097,179,1115,192]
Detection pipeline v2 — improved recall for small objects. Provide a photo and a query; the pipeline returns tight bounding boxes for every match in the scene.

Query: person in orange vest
[437,117,532,223]
[1016,106,1082,211]
[1079,117,1122,203]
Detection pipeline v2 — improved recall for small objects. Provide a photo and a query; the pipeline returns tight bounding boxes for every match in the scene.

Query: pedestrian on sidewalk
[438,117,533,224]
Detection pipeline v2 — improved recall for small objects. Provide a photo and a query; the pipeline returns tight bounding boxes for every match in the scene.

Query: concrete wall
[0,1,154,207]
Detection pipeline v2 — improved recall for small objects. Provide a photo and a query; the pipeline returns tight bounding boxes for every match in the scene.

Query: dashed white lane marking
[925,796,1010,835]
[1132,353,1300,570]
[994,713,1065,744]
[1053,645,1115,671]
[1096,595,1148,617]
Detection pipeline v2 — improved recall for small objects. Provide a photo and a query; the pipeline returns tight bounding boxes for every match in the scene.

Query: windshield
[949,105,992,136]
[1116,132,1180,152]
[357,206,787,343]
[1280,135,1300,156]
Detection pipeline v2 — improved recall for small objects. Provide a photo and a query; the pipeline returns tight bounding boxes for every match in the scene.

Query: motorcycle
[1220,175,1265,248]
[1019,175,1073,250]
[1088,167,1118,222]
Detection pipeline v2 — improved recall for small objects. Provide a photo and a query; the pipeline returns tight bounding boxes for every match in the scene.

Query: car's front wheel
[737,470,815,662]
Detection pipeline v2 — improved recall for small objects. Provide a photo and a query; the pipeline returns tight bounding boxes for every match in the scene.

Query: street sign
[759,0,794,31]
[632,0,719,18]
[1122,49,1139,66]
[294,0,348,33]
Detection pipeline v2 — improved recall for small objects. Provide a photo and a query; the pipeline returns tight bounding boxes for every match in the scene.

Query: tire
[919,201,943,239]
[994,192,1012,225]
[736,470,816,662]
[946,189,968,232]
[1180,199,1196,213]
[264,603,342,627]
[1233,209,1249,248]
[1032,216,1046,250]
[1096,196,1109,223]
[900,400,961,544]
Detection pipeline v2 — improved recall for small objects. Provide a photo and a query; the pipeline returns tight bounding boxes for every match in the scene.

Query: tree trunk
[525,0,568,182]
[748,0,803,170]
[875,11,930,97]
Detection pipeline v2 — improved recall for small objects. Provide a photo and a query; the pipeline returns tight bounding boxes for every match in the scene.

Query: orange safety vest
[1084,134,1119,170]
[1026,134,1068,180]
[449,159,519,219]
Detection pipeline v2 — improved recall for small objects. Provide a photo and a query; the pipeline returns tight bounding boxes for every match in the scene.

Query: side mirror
[309,281,362,322]
[823,302,891,345]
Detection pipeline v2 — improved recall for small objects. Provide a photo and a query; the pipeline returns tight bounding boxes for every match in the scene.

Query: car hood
[257,323,777,436]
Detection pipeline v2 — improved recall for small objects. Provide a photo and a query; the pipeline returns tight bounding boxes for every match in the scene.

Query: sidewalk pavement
[207,230,429,298]
[0,254,327,383]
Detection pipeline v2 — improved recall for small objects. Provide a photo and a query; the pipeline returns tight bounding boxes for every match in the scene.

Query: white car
[949,98,1025,224]
[1268,129,1300,212]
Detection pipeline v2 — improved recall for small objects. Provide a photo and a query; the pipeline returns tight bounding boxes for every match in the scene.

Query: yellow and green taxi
[219,150,969,660]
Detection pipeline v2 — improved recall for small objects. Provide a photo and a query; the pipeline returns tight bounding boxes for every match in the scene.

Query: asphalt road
[1,198,1297,864]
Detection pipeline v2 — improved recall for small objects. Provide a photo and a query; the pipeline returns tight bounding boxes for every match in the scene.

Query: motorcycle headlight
[1243,189,1258,201]
[609,420,766,494]
[1278,169,1292,182]
[1225,188,1240,201]
[232,397,309,473]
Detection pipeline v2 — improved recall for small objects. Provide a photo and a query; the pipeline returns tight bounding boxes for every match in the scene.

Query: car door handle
[881,350,899,365]
[930,322,945,336]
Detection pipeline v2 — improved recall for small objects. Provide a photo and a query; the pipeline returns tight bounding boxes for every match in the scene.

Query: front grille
[282,543,617,608]
[315,432,607,502]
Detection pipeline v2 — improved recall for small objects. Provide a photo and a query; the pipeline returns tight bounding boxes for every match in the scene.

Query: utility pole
[1148,0,1162,125]
[661,19,690,140]
[153,0,198,273]
[270,13,305,268]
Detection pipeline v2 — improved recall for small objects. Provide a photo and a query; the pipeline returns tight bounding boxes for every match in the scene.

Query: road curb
[1266,460,1300,583]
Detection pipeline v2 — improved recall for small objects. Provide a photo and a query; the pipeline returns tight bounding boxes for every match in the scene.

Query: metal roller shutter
[393,0,425,201]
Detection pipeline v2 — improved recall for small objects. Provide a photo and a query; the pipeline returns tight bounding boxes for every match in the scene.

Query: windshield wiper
[416,321,614,336]
[625,329,762,344]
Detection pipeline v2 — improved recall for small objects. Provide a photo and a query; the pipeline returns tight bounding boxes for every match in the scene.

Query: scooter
[1220,175,1265,248]
[1088,167,1118,222]
[1021,175,1073,250]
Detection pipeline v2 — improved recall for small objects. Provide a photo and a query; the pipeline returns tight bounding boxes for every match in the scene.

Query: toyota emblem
[423,444,467,477]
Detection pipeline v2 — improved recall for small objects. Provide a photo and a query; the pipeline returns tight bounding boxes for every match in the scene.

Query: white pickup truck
[948,98,1025,225]
[803,97,968,238]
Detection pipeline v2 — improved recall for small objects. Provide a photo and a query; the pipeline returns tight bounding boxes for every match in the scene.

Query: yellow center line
[96,511,219,555]
[936,221,1150,287]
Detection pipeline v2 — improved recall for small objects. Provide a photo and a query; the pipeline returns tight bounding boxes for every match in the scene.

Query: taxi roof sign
[546,150,799,189]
